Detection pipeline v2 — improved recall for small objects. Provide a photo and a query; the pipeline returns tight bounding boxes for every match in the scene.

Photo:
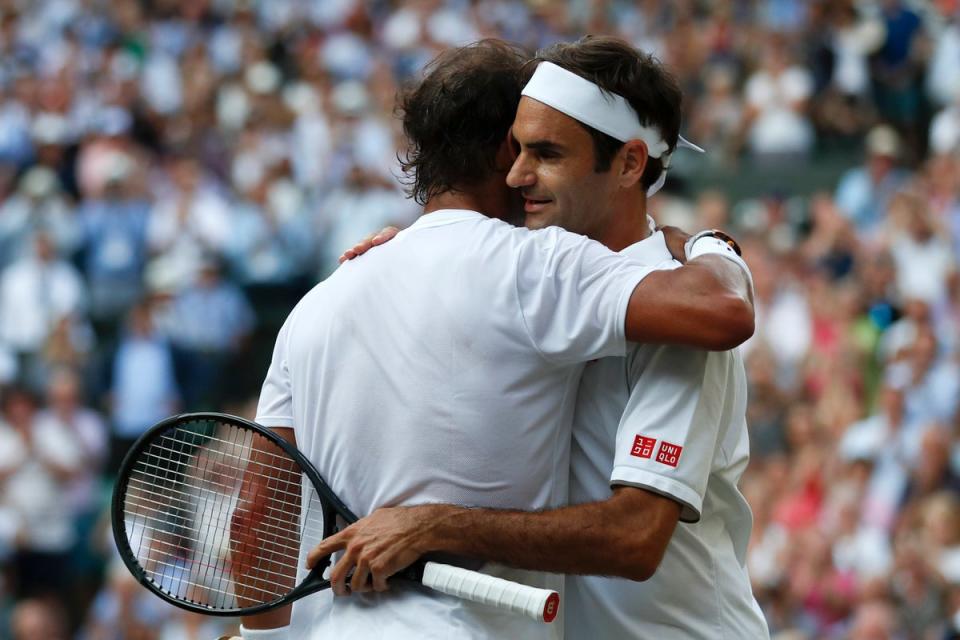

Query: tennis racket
[112,412,559,622]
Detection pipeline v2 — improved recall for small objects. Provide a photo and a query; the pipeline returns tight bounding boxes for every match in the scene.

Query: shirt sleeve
[609,346,728,523]
[255,314,295,427]
[514,227,653,366]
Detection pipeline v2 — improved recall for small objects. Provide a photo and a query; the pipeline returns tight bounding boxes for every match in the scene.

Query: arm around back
[624,254,754,350]
[430,486,681,582]
[308,485,681,588]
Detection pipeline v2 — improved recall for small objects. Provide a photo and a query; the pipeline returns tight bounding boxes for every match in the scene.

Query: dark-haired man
[312,36,768,639]
[246,39,753,640]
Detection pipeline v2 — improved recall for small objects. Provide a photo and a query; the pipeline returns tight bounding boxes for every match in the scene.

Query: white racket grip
[420,561,560,623]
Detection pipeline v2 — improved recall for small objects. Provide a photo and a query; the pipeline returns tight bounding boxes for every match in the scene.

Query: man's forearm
[234,428,298,631]
[626,254,754,350]
[417,488,680,581]
[240,606,291,633]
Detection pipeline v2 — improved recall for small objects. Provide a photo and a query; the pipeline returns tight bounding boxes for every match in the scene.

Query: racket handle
[420,561,559,623]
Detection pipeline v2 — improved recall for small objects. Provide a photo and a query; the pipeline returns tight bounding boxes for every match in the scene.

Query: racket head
[111,412,354,616]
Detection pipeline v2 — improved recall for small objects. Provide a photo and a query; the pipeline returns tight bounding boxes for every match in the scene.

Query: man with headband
[245,39,755,640]
[315,36,768,638]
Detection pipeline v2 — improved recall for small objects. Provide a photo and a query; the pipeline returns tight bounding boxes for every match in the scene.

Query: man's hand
[657,225,691,264]
[338,226,400,263]
[305,504,449,595]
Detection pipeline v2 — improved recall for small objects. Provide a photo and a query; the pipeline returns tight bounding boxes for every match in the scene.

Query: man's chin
[523,213,553,230]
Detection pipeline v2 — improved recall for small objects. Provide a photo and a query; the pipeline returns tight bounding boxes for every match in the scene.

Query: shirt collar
[409,209,487,229]
[619,228,676,266]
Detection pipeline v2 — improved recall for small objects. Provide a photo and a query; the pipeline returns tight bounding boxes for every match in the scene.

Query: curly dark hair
[525,36,683,190]
[397,39,527,205]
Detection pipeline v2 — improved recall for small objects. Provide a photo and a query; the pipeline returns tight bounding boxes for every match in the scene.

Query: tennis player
[312,36,769,639]
[243,40,754,640]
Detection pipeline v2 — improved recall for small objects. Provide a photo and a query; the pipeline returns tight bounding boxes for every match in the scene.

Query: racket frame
[112,412,357,616]
[113,412,559,624]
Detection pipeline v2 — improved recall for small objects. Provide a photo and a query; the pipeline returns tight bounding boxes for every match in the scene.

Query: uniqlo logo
[630,435,657,459]
[656,441,683,468]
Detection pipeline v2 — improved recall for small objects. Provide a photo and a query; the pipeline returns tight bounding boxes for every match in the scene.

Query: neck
[423,185,493,216]
[424,191,479,215]
[595,195,650,252]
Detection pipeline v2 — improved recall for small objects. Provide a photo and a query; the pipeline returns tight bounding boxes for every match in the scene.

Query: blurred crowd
[0,0,958,638]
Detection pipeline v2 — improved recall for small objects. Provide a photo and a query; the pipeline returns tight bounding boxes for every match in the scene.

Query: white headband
[520,61,703,195]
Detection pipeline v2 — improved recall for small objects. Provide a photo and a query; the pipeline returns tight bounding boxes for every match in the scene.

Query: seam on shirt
[548,367,579,509]
[405,209,485,230]
[513,235,643,367]
[711,545,724,640]
[254,415,295,426]
[612,273,635,355]
[714,352,738,470]
[513,239,555,366]
[272,303,300,428]
[610,466,703,522]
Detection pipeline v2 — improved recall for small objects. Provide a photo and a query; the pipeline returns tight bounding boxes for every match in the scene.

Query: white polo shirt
[256,209,653,640]
[566,232,769,640]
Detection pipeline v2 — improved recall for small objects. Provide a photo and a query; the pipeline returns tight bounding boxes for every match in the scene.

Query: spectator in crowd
[900,326,960,426]
[162,257,253,410]
[0,386,78,601]
[146,153,232,293]
[10,598,68,640]
[812,1,885,141]
[835,124,909,237]
[689,63,744,165]
[0,166,79,270]
[0,231,87,384]
[83,559,235,640]
[886,192,957,306]
[78,157,151,328]
[34,368,106,521]
[872,0,925,133]
[742,35,815,160]
[928,90,960,156]
[227,174,313,289]
[107,301,179,474]
[316,163,418,276]
[847,597,901,640]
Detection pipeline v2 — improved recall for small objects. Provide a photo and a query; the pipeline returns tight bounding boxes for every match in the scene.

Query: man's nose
[506,154,535,189]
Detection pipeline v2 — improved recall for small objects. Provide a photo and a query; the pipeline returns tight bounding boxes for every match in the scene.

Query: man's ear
[494,128,519,172]
[619,140,649,189]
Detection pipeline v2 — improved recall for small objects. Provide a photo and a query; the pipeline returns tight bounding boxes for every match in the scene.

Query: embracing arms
[624,252,753,350]
[340,225,754,351]
[307,486,680,595]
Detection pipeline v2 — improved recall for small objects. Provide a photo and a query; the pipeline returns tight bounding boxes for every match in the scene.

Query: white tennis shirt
[256,209,653,639]
[566,232,769,639]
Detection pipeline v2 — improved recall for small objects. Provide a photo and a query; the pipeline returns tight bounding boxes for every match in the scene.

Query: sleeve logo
[655,441,683,468]
[630,435,657,459]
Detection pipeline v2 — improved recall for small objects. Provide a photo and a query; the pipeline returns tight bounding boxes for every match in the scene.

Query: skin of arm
[306,486,681,596]
[235,426,296,632]
[624,253,754,350]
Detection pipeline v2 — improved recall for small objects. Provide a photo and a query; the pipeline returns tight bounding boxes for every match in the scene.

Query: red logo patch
[655,441,683,467]
[630,435,657,459]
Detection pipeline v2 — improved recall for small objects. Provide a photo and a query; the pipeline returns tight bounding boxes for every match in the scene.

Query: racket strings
[122,421,328,611]
[124,480,318,553]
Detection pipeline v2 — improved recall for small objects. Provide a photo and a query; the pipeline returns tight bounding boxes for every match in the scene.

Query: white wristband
[686,234,737,261]
[685,235,753,289]
[239,625,291,640]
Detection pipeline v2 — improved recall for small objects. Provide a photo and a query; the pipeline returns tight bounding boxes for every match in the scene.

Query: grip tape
[420,562,560,623]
